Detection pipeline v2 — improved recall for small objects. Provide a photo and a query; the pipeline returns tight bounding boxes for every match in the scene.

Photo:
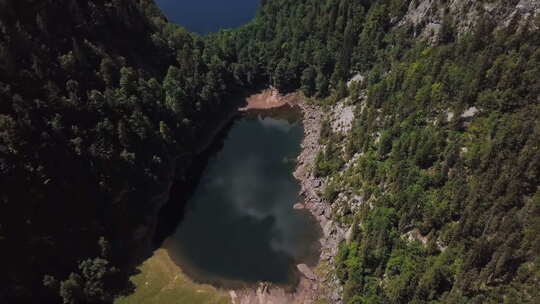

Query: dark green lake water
[165,111,320,287]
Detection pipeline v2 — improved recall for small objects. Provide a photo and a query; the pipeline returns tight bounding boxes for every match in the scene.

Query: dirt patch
[239,89,303,111]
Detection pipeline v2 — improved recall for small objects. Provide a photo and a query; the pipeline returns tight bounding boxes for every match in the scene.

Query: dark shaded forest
[1,0,539,303]
[0,0,246,303]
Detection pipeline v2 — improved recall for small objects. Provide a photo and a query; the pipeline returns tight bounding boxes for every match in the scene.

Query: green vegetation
[0,0,247,302]
[1,0,539,303]
[227,0,540,303]
[115,249,230,304]
[229,1,540,303]
[335,18,540,304]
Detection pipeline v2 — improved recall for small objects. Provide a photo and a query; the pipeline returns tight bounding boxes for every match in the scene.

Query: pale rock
[293,203,305,210]
[461,106,479,118]
[332,102,355,134]
[347,73,364,87]
[323,220,334,237]
[345,226,354,243]
[446,111,455,122]
[297,264,317,280]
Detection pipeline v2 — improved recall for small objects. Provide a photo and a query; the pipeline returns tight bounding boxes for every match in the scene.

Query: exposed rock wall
[293,99,345,303]
[399,0,540,43]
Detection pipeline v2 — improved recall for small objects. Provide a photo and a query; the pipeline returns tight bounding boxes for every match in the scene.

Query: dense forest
[1,0,539,303]
[0,0,245,303]
[225,0,540,303]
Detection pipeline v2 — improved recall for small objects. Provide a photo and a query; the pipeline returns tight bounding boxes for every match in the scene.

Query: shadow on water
[151,100,321,291]
[152,86,266,247]
[152,116,238,249]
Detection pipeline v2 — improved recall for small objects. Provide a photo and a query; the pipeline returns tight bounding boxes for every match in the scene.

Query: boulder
[323,220,334,237]
[345,226,354,243]
[461,106,479,118]
[293,203,305,210]
[297,264,317,280]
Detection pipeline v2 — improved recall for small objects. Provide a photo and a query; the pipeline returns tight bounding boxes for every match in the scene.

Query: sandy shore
[239,89,303,111]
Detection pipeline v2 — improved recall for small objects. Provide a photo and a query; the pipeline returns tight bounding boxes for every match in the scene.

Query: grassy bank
[115,249,231,304]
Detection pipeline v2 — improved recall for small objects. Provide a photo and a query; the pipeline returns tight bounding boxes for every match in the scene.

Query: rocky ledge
[291,97,345,304]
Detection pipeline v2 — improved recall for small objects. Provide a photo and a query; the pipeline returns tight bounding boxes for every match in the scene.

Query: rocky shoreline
[290,96,344,304]
[233,90,345,304]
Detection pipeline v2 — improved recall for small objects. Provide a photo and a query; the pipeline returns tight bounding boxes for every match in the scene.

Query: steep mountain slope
[226,0,540,303]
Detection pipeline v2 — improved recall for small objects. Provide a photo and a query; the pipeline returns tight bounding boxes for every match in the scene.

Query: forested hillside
[1,0,540,303]
[226,0,540,303]
[0,0,244,303]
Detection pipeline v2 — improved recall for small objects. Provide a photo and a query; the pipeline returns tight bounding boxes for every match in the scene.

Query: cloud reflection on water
[167,116,320,286]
